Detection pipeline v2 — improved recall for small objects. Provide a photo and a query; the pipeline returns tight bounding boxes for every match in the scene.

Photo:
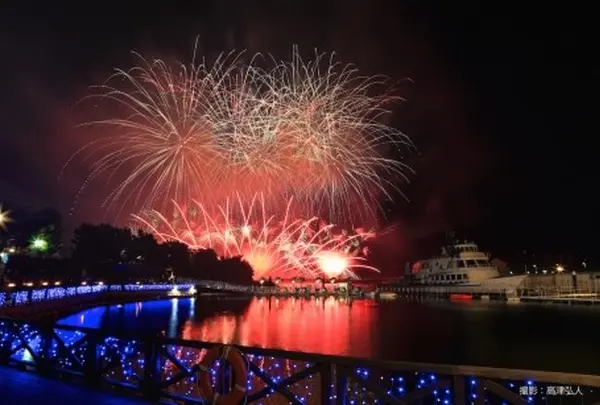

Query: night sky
[0,1,594,261]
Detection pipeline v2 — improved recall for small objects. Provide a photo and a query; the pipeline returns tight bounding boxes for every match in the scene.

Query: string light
[0,317,586,404]
[0,284,195,308]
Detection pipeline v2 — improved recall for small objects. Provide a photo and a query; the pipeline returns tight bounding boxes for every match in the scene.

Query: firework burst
[70,46,412,222]
[258,50,412,220]
[132,194,378,280]
[66,51,247,213]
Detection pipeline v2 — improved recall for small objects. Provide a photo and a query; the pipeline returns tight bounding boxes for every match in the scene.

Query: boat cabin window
[465,260,478,268]
[455,260,465,268]
[476,260,490,267]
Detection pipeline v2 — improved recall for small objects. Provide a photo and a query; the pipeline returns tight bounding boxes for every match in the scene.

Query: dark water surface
[59,296,600,374]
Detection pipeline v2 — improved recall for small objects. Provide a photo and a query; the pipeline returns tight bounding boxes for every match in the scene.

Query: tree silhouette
[189,250,254,284]
[5,219,257,285]
[159,241,192,278]
[190,249,219,280]
[128,230,159,262]
[72,223,132,279]
[219,256,254,284]
[6,255,77,283]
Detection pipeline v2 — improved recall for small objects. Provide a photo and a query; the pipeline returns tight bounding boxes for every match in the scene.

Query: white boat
[406,241,527,295]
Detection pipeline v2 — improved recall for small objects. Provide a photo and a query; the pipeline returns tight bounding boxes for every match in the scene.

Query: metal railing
[0,316,598,404]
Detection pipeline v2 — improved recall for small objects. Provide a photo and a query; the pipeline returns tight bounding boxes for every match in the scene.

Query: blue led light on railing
[47,288,66,300]
[12,291,28,305]
[0,315,584,404]
[31,290,46,301]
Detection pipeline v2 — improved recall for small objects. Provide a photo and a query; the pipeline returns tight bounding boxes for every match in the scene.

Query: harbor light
[259,278,265,285]
[41,281,48,286]
[30,237,48,252]
[188,286,197,295]
[170,286,180,295]
[24,282,33,287]
[556,265,564,273]
[0,207,11,228]
[97,281,104,285]
[81,281,87,286]
[54,281,61,286]
[7,283,16,288]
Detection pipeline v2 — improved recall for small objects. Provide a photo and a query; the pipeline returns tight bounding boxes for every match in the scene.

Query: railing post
[142,338,162,401]
[38,324,54,376]
[334,364,347,405]
[453,375,466,404]
[84,331,101,386]
[320,363,333,404]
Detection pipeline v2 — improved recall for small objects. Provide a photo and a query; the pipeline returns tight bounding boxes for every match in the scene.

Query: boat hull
[396,275,528,297]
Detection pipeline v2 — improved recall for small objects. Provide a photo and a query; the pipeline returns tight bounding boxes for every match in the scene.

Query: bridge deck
[0,366,149,405]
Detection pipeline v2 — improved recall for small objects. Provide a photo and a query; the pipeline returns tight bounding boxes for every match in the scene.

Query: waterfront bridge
[0,282,247,322]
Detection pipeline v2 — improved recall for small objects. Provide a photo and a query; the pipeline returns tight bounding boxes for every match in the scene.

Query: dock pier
[378,285,512,302]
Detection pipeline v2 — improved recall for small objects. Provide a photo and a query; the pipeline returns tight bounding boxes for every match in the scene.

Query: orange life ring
[198,345,247,405]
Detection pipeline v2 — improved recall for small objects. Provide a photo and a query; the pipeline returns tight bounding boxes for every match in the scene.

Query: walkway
[0,366,149,405]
